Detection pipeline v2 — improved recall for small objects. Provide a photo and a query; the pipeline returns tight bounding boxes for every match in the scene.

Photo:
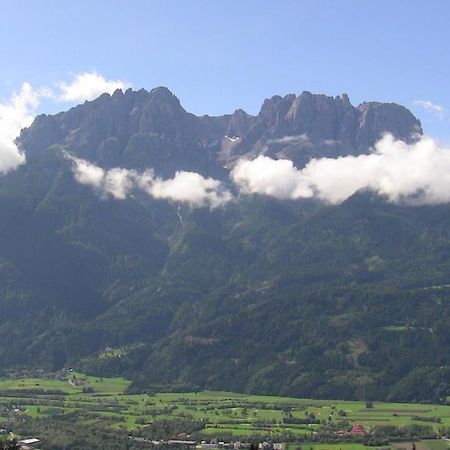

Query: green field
[1,373,450,441]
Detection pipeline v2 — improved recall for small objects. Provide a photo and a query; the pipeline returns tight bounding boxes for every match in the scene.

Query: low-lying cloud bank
[231,134,450,205]
[68,155,232,208]
[69,134,450,208]
[0,72,131,175]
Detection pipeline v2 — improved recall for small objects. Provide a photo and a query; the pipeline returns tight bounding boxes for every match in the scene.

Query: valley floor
[1,372,450,449]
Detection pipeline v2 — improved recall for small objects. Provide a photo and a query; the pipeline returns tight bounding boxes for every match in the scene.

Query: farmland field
[1,373,450,445]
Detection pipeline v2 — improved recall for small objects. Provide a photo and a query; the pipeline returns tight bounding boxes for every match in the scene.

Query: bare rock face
[356,102,423,151]
[223,91,422,167]
[19,87,216,177]
[17,87,422,176]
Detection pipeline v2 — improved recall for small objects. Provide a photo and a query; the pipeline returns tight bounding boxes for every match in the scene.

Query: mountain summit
[18,88,422,176]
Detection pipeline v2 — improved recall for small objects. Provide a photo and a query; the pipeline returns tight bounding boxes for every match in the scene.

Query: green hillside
[1,149,450,402]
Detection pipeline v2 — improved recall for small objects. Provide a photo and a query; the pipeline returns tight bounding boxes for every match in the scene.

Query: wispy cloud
[60,133,450,208]
[266,134,311,146]
[68,155,134,200]
[67,154,232,208]
[413,100,445,119]
[266,134,340,148]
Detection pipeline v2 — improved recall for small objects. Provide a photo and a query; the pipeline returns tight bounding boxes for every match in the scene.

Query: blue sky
[1,0,449,140]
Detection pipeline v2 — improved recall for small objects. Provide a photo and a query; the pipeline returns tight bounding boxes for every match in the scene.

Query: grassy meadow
[1,373,450,444]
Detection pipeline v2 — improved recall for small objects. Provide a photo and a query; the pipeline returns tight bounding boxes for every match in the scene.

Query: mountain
[19,87,421,175]
[2,87,449,403]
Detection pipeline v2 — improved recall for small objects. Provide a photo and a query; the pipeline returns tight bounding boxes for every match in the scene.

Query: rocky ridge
[18,87,422,177]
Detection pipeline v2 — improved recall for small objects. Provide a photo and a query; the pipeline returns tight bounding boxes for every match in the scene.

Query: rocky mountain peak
[223,91,422,166]
[17,87,423,176]
[148,86,179,101]
[355,101,423,150]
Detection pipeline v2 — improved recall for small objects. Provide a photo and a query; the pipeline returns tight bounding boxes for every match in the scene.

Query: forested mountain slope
[1,88,448,403]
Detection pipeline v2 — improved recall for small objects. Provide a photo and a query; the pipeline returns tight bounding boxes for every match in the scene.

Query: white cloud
[68,155,232,207]
[413,100,445,119]
[71,157,105,188]
[0,72,131,178]
[104,168,135,200]
[68,155,135,200]
[232,134,450,205]
[0,83,51,174]
[70,134,450,207]
[146,171,233,208]
[57,72,131,102]
[266,134,311,146]
[232,155,313,200]
[264,135,339,150]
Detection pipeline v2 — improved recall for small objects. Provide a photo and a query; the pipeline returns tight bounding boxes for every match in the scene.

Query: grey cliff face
[222,91,422,167]
[17,87,422,177]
